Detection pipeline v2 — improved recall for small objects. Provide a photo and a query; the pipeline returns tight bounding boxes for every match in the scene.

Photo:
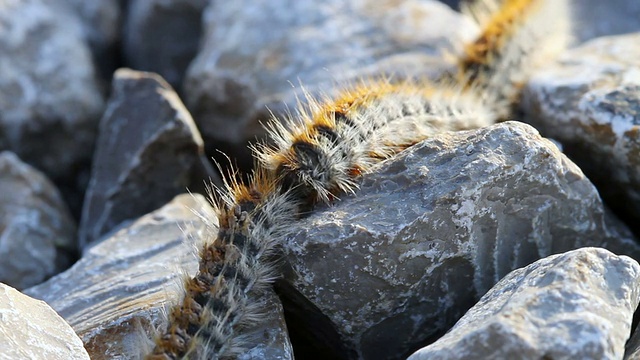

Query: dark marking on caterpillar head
[333,109,357,130]
[276,141,322,192]
[314,124,340,144]
[291,140,322,170]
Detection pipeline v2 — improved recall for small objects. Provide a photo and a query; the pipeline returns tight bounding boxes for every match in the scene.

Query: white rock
[0,282,90,360]
[408,248,640,360]
[522,33,640,232]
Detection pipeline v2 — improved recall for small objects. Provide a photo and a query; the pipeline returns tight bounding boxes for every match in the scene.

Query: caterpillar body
[146,0,569,358]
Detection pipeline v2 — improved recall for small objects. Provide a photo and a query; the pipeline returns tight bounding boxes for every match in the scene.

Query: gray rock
[0,282,90,360]
[408,247,640,360]
[522,33,640,233]
[625,321,640,359]
[238,290,295,360]
[184,0,479,168]
[27,194,292,360]
[570,0,640,43]
[279,121,640,360]
[0,152,76,290]
[0,0,104,183]
[124,0,208,89]
[78,68,219,250]
[62,0,122,79]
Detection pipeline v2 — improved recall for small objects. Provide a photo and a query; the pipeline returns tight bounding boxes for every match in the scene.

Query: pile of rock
[1,0,640,359]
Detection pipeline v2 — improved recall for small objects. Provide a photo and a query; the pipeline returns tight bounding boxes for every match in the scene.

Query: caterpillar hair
[458,0,570,119]
[146,167,300,359]
[147,0,569,358]
[254,81,494,207]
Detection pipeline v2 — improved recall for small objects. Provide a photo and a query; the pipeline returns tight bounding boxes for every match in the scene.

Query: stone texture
[78,68,219,249]
[0,151,77,290]
[522,33,640,234]
[184,0,479,169]
[124,0,208,89]
[238,290,295,360]
[62,0,122,80]
[0,0,104,183]
[408,248,640,360]
[27,194,292,360]
[0,282,90,360]
[279,121,640,360]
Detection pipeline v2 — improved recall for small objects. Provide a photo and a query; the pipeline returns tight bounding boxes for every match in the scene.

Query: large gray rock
[279,121,640,360]
[408,248,640,360]
[124,0,208,88]
[184,0,479,169]
[522,33,640,233]
[0,152,76,290]
[0,282,90,360]
[79,68,219,249]
[27,194,292,360]
[0,0,104,183]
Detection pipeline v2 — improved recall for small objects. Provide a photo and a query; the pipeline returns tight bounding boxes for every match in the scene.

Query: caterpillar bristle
[458,0,570,118]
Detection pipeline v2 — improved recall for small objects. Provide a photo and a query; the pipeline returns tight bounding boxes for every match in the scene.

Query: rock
[184,0,479,169]
[571,0,640,43]
[625,322,640,359]
[522,33,640,234]
[238,290,295,360]
[62,0,122,80]
[124,0,208,89]
[78,68,219,250]
[0,151,76,290]
[278,121,640,360]
[0,282,90,360]
[408,248,640,360]
[26,194,292,360]
[0,0,104,184]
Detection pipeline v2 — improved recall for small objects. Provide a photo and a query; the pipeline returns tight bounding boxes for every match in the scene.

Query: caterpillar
[146,0,570,358]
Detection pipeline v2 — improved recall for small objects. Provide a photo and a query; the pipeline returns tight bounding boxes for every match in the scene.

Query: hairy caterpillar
[147,0,569,358]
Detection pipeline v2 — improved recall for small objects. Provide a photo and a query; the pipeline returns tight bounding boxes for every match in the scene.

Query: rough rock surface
[124,0,208,89]
[62,0,122,80]
[27,194,292,360]
[184,0,479,169]
[279,121,640,360]
[0,282,90,360]
[78,68,218,249]
[408,248,640,360]
[522,33,640,233]
[0,151,76,290]
[0,0,104,183]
